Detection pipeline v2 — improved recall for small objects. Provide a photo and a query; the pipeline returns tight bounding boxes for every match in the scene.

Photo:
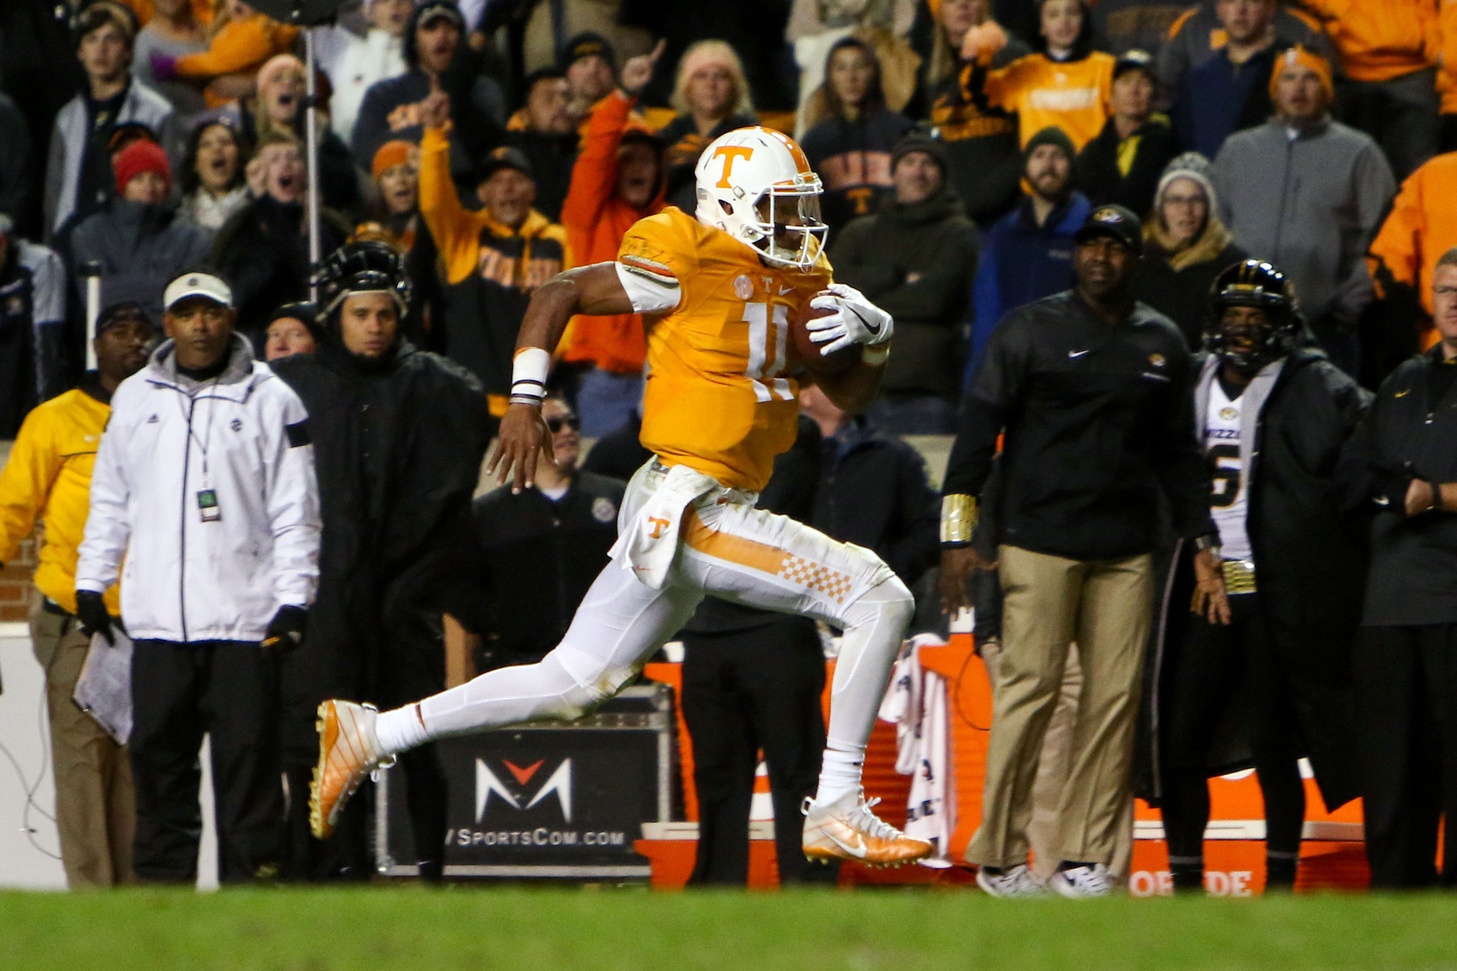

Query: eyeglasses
[545,415,581,433]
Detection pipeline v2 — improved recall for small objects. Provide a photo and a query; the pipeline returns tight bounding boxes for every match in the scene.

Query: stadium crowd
[3,0,1457,896]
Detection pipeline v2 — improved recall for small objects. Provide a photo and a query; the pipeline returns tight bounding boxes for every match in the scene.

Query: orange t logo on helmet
[712,146,755,188]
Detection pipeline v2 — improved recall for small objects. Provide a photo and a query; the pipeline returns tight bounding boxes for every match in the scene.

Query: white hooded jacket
[76,334,321,642]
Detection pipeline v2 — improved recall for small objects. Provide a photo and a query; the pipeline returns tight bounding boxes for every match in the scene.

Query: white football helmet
[694,126,827,270]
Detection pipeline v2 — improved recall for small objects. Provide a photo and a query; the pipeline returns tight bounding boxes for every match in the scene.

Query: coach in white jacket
[76,271,321,885]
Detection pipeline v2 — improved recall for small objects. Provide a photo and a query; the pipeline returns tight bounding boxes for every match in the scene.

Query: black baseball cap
[1114,48,1158,84]
[477,145,534,182]
[96,301,154,335]
[1075,204,1143,253]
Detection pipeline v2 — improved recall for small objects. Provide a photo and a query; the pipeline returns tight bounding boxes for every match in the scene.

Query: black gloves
[263,604,308,654]
[75,590,117,645]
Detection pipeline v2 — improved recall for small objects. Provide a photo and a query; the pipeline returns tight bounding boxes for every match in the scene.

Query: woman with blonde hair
[658,40,758,210]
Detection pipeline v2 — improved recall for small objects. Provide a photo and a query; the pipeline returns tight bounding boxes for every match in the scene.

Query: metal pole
[303,21,322,303]
[81,260,102,372]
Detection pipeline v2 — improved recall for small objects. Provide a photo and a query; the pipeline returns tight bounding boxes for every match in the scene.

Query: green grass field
[8,887,1457,970]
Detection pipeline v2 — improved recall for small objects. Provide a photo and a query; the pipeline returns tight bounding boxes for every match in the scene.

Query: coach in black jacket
[1339,247,1457,887]
[940,205,1219,897]
[271,243,491,882]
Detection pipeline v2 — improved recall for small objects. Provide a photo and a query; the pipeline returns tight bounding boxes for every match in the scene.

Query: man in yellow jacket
[0,301,154,887]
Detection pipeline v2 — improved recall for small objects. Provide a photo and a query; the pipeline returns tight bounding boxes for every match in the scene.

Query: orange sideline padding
[638,632,1370,892]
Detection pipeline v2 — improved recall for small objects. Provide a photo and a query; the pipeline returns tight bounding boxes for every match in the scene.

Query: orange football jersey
[618,207,832,492]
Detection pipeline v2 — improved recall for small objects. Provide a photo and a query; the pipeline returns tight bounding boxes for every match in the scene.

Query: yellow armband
[940,494,979,545]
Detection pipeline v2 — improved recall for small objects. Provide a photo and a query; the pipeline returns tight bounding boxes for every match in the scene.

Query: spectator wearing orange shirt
[964,0,1116,151]
[1434,0,1457,152]
[1367,149,1457,378]
[557,41,666,436]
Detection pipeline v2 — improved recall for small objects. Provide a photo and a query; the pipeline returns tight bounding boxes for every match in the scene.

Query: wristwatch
[1192,533,1221,558]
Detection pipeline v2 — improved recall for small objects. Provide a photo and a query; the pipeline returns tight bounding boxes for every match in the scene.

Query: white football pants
[416,459,914,755]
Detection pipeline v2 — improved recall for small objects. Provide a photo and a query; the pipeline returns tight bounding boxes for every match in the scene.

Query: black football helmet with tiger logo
[1204,259,1297,373]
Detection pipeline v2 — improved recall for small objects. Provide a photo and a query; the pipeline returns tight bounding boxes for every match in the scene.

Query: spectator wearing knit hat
[69,138,214,326]
[262,301,320,362]
[831,131,979,433]
[352,0,505,197]
[799,36,915,239]
[967,126,1090,383]
[1132,153,1247,348]
[354,139,442,347]
[559,31,618,127]
[1074,49,1175,217]
[45,1,178,240]
[1214,45,1395,375]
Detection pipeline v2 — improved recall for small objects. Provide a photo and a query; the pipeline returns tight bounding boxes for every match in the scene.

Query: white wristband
[510,347,551,404]
[860,343,890,365]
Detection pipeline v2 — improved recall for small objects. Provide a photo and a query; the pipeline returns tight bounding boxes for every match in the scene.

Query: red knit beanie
[112,139,171,196]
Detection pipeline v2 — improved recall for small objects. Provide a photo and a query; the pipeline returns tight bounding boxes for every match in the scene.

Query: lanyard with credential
[177,376,223,522]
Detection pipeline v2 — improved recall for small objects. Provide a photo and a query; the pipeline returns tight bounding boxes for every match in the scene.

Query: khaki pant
[980,640,1135,879]
[30,603,135,887]
[968,546,1150,872]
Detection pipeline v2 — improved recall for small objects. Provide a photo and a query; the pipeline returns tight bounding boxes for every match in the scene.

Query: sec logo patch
[592,497,617,523]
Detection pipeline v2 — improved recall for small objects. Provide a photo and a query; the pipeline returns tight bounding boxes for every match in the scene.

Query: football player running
[310,46,927,867]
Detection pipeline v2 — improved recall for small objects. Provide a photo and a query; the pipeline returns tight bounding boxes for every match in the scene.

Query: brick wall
[0,534,38,623]
[0,442,38,624]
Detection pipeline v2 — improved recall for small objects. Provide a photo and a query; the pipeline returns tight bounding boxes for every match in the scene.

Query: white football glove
[805,283,894,355]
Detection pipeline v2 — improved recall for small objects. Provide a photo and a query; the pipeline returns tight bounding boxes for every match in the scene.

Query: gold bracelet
[940,494,979,545]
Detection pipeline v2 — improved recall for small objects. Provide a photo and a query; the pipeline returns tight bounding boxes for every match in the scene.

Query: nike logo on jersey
[777,284,794,296]
[1067,348,1091,358]
[1395,389,1411,398]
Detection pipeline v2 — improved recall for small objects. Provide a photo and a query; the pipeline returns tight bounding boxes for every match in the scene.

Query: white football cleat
[310,700,388,840]
[801,789,933,867]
